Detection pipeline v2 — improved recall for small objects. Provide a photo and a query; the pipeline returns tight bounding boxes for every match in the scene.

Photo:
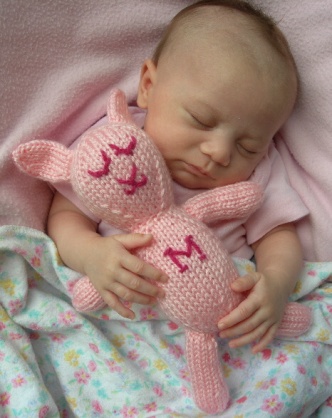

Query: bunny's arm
[182,181,263,224]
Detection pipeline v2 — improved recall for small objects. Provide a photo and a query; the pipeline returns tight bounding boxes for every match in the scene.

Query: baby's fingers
[116,267,165,299]
[115,233,169,284]
[251,326,278,353]
[231,273,259,292]
[110,277,162,304]
[218,298,259,333]
[123,252,168,285]
[102,291,136,320]
[227,321,277,352]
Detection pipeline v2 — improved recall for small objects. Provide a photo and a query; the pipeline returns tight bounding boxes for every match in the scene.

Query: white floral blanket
[1,225,332,417]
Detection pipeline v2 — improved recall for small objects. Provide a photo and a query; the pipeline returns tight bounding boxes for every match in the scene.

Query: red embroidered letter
[164,235,207,273]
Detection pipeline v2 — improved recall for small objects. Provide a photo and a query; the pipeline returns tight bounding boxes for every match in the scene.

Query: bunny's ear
[107,88,134,124]
[12,140,72,183]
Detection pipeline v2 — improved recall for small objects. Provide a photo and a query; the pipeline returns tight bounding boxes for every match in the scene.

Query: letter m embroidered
[163,235,207,273]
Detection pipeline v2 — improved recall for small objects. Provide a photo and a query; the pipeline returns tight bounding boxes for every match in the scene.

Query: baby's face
[137,25,296,189]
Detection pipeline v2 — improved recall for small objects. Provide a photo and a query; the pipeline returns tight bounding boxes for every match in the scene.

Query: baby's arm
[48,192,168,319]
[218,223,302,353]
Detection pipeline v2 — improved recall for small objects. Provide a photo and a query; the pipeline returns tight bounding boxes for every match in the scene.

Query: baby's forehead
[164,16,249,68]
[165,5,290,66]
[165,6,295,82]
[171,6,262,43]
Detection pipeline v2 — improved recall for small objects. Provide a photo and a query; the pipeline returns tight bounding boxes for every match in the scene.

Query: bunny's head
[13,89,173,230]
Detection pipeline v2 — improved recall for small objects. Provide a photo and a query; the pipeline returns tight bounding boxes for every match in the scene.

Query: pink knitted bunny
[13,89,312,414]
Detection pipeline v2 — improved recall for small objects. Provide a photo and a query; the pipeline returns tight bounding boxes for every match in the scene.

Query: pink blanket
[254,0,332,262]
[1,1,331,259]
[0,1,192,230]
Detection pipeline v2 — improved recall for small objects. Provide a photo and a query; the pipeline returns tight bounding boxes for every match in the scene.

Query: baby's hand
[217,272,288,353]
[82,233,168,319]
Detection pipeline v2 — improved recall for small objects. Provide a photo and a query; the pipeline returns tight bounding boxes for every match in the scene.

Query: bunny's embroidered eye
[88,150,112,178]
[109,135,137,156]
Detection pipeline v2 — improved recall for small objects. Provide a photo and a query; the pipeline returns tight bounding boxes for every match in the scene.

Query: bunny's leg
[276,302,312,338]
[186,330,230,414]
[72,277,106,312]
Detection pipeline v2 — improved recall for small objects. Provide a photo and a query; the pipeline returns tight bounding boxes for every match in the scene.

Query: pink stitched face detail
[109,135,136,156]
[116,163,147,195]
[88,150,112,178]
[87,136,137,179]
[87,135,147,195]
[73,124,173,230]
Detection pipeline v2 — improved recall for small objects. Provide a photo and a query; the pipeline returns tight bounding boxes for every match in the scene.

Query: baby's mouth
[185,163,215,179]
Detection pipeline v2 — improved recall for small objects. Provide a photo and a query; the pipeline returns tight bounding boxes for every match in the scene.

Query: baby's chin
[171,171,217,190]
[172,172,251,190]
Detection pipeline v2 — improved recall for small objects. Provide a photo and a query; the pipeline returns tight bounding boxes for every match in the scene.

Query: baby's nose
[200,136,232,166]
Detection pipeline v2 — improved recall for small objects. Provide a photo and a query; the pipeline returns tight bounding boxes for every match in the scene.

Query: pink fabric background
[252,0,332,261]
[1,0,331,261]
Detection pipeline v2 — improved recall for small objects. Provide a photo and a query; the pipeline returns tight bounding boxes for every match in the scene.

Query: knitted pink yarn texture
[12,89,312,414]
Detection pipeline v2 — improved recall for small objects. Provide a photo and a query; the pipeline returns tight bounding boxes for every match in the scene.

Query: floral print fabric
[1,225,332,417]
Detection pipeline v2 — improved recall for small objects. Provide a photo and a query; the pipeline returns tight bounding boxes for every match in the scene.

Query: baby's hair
[152,0,296,76]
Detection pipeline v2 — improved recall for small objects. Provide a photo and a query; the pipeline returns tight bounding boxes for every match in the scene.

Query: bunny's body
[13,89,312,414]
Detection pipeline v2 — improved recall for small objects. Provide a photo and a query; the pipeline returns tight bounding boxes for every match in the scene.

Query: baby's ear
[107,88,133,124]
[12,140,72,183]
